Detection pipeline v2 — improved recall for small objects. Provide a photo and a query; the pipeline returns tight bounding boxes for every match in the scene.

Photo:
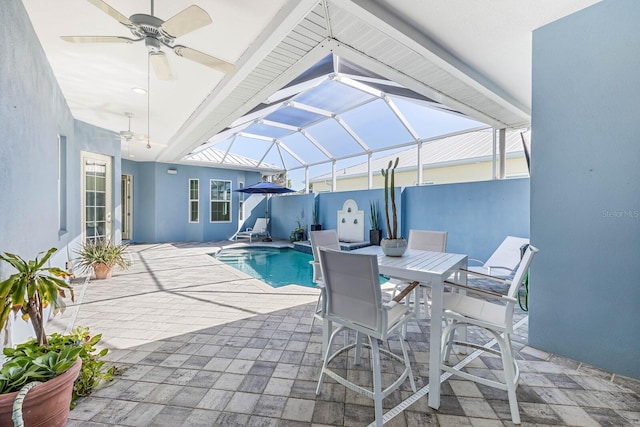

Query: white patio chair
[440,244,538,425]
[234,218,269,243]
[381,229,448,318]
[308,230,341,333]
[316,247,416,427]
[467,236,529,277]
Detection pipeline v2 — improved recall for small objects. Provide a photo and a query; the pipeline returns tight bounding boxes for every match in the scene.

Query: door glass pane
[95,192,105,207]
[95,207,105,221]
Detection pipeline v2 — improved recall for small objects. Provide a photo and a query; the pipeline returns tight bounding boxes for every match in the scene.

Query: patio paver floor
[47,242,640,426]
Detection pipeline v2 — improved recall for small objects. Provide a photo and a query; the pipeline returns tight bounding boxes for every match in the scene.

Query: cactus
[381,157,400,239]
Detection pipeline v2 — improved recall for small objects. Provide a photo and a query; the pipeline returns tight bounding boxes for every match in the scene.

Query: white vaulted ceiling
[21,0,600,165]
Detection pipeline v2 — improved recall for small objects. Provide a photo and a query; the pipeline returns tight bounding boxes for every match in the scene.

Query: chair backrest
[254,218,269,232]
[484,236,529,274]
[319,247,383,333]
[408,229,448,252]
[309,230,341,283]
[309,230,341,262]
[506,245,538,298]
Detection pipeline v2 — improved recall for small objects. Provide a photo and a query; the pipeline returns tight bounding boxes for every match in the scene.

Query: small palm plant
[0,248,74,346]
[77,239,130,279]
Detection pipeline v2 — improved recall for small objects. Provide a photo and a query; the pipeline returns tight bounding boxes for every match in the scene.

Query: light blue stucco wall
[121,160,261,242]
[531,0,640,378]
[270,179,528,258]
[404,179,530,260]
[0,0,121,273]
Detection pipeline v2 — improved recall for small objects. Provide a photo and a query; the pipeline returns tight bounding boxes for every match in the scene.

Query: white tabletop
[351,246,467,283]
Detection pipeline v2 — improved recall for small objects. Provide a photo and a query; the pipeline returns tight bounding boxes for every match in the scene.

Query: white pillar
[499,128,506,179]
[332,160,337,192]
[492,128,497,180]
[305,166,309,194]
[417,141,423,185]
[367,152,373,189]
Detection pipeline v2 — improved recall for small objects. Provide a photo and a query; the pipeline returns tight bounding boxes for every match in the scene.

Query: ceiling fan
[111,113,166,149]
[61,0,235,79]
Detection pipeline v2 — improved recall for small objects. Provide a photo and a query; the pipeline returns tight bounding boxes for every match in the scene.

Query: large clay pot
[0,358,81,427]
[381,238,408,256]
[93,263,113,279]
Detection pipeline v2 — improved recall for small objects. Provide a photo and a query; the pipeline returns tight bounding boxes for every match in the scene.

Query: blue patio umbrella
[236,182,295,239]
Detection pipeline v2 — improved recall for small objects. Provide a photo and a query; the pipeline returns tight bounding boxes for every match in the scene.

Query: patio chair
[316,247,416,427]
[234,218,269,243]
[308,230,341,333]
[440,244,538,425]
[381,229,448,318]
[466,236,529,277]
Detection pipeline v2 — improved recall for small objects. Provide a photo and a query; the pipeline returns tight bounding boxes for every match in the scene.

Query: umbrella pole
[263,194,272,241]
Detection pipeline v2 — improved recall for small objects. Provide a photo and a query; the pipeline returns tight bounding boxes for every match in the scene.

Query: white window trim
[189,179,199,223]
[238,181,245,222]
[209,179,232,223]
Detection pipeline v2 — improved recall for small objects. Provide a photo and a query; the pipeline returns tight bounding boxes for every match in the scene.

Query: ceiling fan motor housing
[129,14,175,49]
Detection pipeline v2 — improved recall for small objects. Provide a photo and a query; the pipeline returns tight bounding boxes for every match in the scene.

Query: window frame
[209,179,232,223]
[189,179,199,223]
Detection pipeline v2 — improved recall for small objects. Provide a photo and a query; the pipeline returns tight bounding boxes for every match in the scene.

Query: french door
[81,152,112,242]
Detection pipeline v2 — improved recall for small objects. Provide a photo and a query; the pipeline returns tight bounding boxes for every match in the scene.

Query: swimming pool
[215,247,315,288]
[215,247,389,289]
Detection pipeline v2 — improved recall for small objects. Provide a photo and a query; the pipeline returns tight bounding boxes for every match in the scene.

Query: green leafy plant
[0,342,82,395]
[312,197,320,225]
[381,157,400,239]
[369,200,381,230]
[3,327,119,407]
[0,248,74,346]
[76,239,130,272]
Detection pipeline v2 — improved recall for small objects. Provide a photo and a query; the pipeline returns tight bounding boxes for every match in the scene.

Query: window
[189,179,199,223]
[210,180,231,222]
[238,181,244,221]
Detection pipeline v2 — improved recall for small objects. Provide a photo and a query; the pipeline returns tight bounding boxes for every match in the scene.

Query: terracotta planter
[381,238,408,257]
[0,358,81,427]
[93,263,113,279]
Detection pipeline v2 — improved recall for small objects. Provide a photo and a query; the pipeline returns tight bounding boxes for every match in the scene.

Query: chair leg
[441,321,457,364]
[370,337,384,427]
[497,334,521,424]
[316,326,340,395]
[309,293,322,333]
[399,330,416,392]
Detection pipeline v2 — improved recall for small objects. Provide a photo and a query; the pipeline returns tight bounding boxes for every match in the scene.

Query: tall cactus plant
[381,157,400,239]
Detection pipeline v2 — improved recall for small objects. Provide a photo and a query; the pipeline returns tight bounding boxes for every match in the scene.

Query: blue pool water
[215,247,389,289]
[215,248,315,288]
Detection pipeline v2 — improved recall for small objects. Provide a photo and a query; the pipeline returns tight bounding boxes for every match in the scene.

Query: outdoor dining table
[349,246,468,411]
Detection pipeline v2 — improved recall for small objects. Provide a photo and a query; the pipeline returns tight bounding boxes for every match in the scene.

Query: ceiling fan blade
[86,0,133,26]
[150,52,174,80]
[160,5,212,38]
[61,36,134,43]
[173,46,235,74]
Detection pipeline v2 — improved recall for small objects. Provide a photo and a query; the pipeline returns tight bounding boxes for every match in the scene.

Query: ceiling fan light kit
[62,0,235,80]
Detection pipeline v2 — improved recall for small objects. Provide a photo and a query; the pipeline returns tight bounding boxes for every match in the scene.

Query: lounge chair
[234,218,269,243]
[467,236,529,277]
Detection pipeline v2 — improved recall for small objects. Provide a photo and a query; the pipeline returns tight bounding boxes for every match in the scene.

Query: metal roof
[310,128,528,182]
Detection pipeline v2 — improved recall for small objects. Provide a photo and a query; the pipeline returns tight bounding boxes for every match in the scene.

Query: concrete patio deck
[48,242,640,426]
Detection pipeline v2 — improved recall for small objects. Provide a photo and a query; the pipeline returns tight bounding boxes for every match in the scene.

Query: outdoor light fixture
[132,87,147,94]
[167,168,177,175]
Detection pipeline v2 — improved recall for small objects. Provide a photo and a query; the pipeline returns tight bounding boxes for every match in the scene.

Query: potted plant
[290,218,306,242]
[0,248,80,426]
[380,157,407,256]
[310,197,322,231]
[77,239,130,280]
[369,200,382,246]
